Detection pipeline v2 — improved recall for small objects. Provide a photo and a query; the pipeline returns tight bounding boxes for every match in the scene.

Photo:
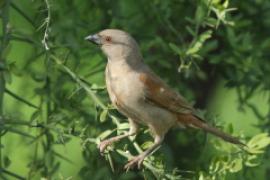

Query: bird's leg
[99,119,139,154]
[124,135,164,170]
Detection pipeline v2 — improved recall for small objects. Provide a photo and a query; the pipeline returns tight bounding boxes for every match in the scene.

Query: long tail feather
[178,114,245,146]
[195,121,245,145]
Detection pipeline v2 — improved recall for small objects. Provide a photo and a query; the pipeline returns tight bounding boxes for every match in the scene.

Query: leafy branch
[51,55,184,179]
[169,0,236,73]
[199,133,270,179]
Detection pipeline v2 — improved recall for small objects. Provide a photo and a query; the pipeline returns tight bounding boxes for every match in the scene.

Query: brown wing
[139,71,194,114]
[139,70,245,146]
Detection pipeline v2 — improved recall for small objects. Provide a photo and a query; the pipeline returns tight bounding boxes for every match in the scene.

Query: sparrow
[85,29,244,169]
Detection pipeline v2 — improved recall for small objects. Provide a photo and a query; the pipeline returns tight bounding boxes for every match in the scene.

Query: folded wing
[139,71,194,115]
[139,70,244,145]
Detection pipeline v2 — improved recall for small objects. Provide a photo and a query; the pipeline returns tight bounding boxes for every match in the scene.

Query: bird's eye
[105,36,112,42]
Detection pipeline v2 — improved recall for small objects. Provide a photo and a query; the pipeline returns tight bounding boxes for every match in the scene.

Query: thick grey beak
[85,34,101,45]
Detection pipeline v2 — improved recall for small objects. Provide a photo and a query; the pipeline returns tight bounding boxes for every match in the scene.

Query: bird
[85,29,244,170]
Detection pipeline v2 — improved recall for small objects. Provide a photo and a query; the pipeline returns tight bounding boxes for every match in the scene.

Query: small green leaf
[141,141,154,150]
[247,133,270,151]
[227,123,234,134]
[205,17,218,27]
[186,30,212,55]
[229,158,243,173]
[117,123,129,130]
[99,109,108,123]
[195,4,206,24]
[98,130,114,140]
[198,171,206,180]
[223,0,229,8]
[245,155,260,167]
[107,153,115,172]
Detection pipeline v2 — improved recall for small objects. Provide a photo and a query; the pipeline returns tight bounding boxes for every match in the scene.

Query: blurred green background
[0,0,270,179]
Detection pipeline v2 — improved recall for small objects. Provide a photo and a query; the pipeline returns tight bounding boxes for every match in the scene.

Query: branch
[0,168,25,180]
[41,0,51,51]
[10,2,35,27]
[50,55,106,109]
[4,88,38,109]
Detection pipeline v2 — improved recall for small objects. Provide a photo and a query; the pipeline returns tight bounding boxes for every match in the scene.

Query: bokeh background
[0,0,270,179]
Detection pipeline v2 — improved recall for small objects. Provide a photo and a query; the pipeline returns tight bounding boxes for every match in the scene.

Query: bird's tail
[178,114,245,146]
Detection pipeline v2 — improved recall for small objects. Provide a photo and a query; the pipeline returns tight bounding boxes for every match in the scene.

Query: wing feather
[139,72,194,114]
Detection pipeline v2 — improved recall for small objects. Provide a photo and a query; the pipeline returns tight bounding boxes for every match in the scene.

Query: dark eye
[105,36,112,42]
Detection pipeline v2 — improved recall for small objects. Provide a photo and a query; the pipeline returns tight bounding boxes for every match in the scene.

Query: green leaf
[117,123,129,130]
[99,109,108,123]
[205,17,218,27]
[195,4,206,24]
[198,171,206,180]
[223,0,229,8]
[141,141,154,150]
[227,123,234,134]
[97,130,114,140]
[186,30,213,55]
[229,158,243,173]
[245,155,260,167]
[247,133,270,153]
[107,153,115,172]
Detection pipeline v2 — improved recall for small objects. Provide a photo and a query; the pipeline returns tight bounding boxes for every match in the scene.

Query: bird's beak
[85,34,101,45]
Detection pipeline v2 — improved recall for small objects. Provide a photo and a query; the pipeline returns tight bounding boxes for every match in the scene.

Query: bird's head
[85,29,142,61]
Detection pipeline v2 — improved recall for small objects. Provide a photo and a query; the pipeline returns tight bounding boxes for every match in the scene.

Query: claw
[98,139,112,154]
[124,155,145,170]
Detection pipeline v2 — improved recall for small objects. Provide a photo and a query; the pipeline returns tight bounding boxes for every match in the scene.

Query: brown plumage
[85,29,244,169]
[140,71,244,146]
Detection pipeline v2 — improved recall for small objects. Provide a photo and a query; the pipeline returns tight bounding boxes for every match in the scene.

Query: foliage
[0,0,270,179]
[199,133,270,180]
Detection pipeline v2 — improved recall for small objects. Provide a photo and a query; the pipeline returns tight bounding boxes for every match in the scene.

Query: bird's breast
[105,62,144,108]
[105,62,178,130]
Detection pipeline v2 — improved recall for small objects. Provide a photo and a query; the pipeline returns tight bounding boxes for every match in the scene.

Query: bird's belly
[138,102,178,133]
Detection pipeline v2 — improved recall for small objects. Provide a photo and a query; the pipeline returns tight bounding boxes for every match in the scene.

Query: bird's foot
[98,139,112,154]
[124,154,145,170]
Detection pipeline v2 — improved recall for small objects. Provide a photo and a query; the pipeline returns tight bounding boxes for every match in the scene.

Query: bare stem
[42,0,51,51]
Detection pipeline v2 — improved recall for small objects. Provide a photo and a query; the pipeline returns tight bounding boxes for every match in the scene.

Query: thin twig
[10,2,35,27]
[5,88,39,109]
[51,55,106,109]
[42,0,51,50]
[0,168,26,180]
